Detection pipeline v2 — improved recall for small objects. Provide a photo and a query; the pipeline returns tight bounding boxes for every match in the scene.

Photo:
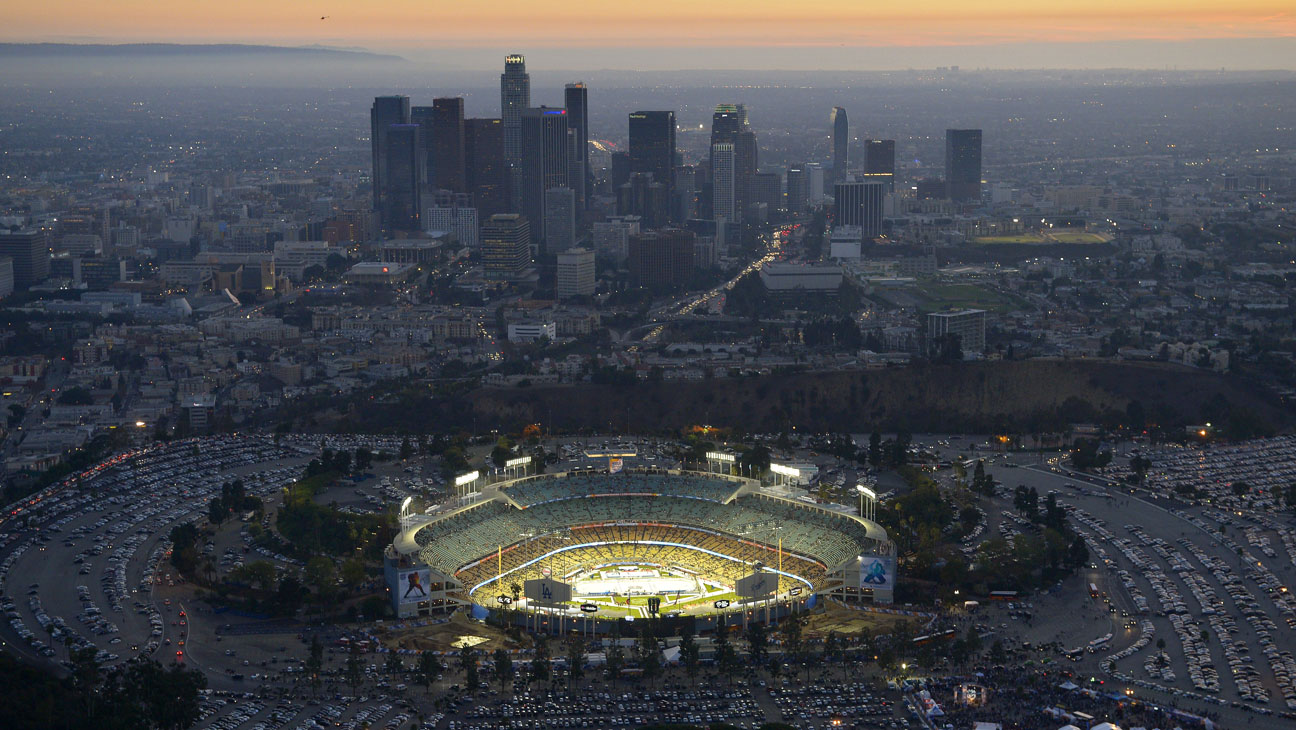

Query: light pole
[856,484,877,522]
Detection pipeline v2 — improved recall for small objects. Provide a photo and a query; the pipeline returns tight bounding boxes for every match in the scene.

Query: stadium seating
[412,472,884,596]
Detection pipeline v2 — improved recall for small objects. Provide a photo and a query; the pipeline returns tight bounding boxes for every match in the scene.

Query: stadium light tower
[399,496,414,531]
[856,484,877,522]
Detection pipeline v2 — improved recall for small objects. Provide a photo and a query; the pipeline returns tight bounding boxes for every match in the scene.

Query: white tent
[1090,723,1123,730]
[1058,725,1082,730]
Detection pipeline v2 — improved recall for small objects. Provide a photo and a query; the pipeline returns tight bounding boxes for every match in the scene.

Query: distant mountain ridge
[0,43,404,62]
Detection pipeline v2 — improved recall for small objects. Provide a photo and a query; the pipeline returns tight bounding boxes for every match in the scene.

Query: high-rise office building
[564,83,590,210]
[465,118,507,219]
[543,187,576,255]
[945,129,983,202]
[629,228,695,290]
[0,257,13,299]
[500,55,530,163]
[431,98,466,193]
[926,309,986,354]
[629,111,676,218]
[371,95,411,227]
[864,139,896,191]
[711,143,736,223]
[481,213,532,280]
[520,107,571,247]
[752,172,781,216]
[833,179,885,239]
[831,107,849,179]
[0,230,50,290]
[710,103,756,222]
[616,173,669,229]
[410,105,436,186]
[674,164,699,222]
[786,164,809,216]
[381,124,425,232]
[426,191,479,248]
[556,247,596,298]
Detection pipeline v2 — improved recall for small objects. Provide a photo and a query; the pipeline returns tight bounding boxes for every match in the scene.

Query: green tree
[460,646,480,693]
[867,431,883,469]
[305,635,324,696]
[565,639,585,690]
[384,651,404,676]
[493,647,514,692]
[530,636,551,687]
[745,622,768,666]
[417,650,442,696]
[714,619,738,685]
[679,628,700,682]
[344,645,364,695]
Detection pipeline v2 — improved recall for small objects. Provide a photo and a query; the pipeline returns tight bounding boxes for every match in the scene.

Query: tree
[565,639,585,690]
[98,656,207,730]
[493,648,514,692]
[509,582,522,606]
[605,629,625,686]
[745,622,768,666]
[417,650,443,695]
[305,557,336,593]
[679,628,700,682]
[1231,481,1250,497]
[340,559,368,590]
[636,623,662,687]
[714,619,738,685]
[867,431,883,469]
[384,651,404,676]
[780,609,806,681]
[344,645,364,695]
[305,635,324,695]
[460,645,480,693]
[399,437,414,461]
[530,636,551,687]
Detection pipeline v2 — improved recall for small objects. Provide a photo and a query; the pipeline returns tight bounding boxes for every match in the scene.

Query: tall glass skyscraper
[564,83,589,210]
[945,129,983,202]
[519,107,571,248]
[371,95,410,229]
[831,106,849,180]
[500,54,530,165]
[628,110,676,218]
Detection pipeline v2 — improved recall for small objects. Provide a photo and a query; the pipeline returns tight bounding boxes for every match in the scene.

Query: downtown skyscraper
[831,106,849,180]
[710,103,756,223]
[370,95,411,233]
[500,54,531,166]
[501,54,531,210]
[628,110,676,219]
[945,129,983,202]
[564,82,590,210]
[519,107,571,251]
[430,97,466,193]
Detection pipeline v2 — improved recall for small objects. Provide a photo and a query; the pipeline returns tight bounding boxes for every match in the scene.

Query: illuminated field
[974,230,1110,245]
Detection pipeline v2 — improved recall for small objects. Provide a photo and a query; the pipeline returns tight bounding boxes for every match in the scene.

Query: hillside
[317,360,1291,437]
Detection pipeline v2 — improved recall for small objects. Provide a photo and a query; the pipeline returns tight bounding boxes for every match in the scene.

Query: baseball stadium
[384,467,895,628]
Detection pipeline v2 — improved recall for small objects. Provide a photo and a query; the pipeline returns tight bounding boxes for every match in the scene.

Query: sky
[6,0,1296,69]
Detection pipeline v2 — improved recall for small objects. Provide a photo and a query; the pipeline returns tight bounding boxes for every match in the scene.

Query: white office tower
[829,226,863,259]
[711,142,736,222]
[543,187,576,254]
[593,215,640,263]
[426,205,479,248]
[805,163,825,202]
[556,247,596,298]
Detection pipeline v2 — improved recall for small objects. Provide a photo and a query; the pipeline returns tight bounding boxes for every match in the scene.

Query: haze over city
[0,3,1295,730]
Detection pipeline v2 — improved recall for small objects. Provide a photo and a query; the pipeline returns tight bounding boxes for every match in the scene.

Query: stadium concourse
[385,469,895,628]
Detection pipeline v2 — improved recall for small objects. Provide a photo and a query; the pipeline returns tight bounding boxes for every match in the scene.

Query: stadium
[384,467,895,629]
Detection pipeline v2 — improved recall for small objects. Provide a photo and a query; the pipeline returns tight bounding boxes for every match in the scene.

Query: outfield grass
[1048,230,1109,244]
[973,230,1109,245]
[972,233,1048,244]
[913,282,1023,313]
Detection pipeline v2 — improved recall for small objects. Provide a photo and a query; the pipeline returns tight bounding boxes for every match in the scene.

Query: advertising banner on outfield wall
[858,555,895,591]
[397,567,433,606]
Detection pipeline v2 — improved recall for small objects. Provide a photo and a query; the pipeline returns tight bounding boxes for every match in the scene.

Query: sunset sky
[6,1,1295,68]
